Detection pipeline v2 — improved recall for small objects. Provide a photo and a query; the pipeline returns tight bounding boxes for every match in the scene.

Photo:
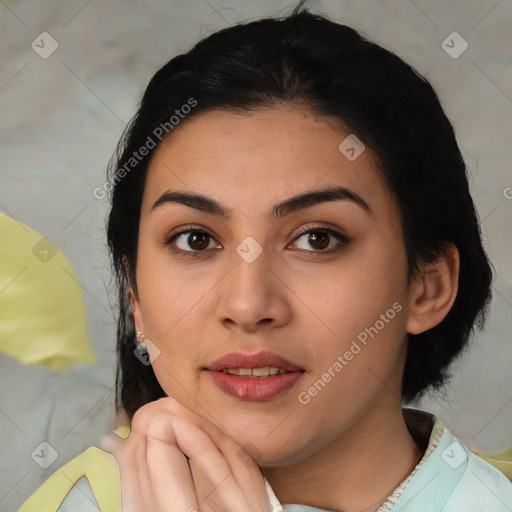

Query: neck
[261,401,423,512]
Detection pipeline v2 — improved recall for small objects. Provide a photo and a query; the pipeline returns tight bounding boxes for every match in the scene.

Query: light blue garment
[278,425,512,512]
[53,416,512,512]
[57,477,100,512]
[390,426,512,511]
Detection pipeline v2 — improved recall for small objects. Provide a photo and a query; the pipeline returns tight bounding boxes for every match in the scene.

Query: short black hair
[106,3,493,417]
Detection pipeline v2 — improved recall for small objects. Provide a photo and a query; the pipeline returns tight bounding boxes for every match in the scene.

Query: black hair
[106,3,493,418]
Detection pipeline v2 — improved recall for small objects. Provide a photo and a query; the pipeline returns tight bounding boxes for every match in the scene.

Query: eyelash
[165,224,351,257]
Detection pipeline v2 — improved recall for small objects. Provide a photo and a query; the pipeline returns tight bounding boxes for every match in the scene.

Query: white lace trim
[264,474,284,512]
[375,417,444,512]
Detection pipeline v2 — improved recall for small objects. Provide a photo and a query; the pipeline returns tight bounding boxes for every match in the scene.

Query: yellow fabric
[474,447,512,481]
[112,424,131,440]
[18,446,121,512]
[0,213,97,369]
[18,426,129,512]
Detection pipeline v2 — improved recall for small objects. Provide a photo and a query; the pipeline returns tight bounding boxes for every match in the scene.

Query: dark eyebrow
[151,185,371,219]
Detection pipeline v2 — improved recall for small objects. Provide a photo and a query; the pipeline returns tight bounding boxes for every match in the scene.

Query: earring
[135,330,147,353]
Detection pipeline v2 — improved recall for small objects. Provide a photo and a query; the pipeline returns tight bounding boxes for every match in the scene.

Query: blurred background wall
[1,1,511,510]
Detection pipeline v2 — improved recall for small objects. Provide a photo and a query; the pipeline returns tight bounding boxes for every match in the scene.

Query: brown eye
[292,228,350,253]
[307,231,330,250]
[186,231,210,250]
[166,227,221,255]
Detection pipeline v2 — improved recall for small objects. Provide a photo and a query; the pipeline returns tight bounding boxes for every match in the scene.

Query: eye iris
[189,232,209,250]
[309,231,329,250]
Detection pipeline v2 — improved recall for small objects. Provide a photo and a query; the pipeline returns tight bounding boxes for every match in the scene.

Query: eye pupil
[189,232,209,250]
[309,231,329,250]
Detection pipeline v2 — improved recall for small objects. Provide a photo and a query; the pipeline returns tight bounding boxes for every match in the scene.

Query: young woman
[20,3,512,511]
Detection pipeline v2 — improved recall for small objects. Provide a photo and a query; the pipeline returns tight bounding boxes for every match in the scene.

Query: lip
[206,351,304,372]
[207,371,304,401]
[205,351,305,402]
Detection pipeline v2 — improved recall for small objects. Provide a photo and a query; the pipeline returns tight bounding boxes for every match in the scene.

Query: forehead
[142,107,396,220]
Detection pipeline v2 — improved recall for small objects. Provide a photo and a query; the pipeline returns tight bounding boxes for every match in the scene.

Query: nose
[214,241,291,334]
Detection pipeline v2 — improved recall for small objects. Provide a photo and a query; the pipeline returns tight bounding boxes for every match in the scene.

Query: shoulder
[394,420,512,512]
[444,436,512,511]
[18,446,121,512]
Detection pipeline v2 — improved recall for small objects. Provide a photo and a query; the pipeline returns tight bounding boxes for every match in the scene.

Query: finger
[139,408,201,511]
[196,428,274,512]
[150,398,272,511]
[145,434,200,512]
[118,406,201,512]
[174,418,247,512]
[173,417,272,512]
[117,403,195,511]
[135,433,155,511]
[128,398,272,511]
[149,397,226,440]
[214,440,272,511]
[177,418,245,511]
[175,414,271,511]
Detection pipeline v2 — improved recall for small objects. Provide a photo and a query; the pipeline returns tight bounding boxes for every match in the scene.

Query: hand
[101,397,274,512]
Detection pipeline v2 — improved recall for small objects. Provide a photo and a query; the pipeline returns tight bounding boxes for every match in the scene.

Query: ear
[406,243,460,335]
[123,255,145,334]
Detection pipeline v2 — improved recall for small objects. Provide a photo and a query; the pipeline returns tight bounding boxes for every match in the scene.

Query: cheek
[302,241,409,397]
[136,241,205,333]
[135,239,216,362]
[319,251,407,340]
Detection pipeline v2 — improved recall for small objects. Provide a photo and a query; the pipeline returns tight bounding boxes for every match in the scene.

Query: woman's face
[131,106,414,467]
